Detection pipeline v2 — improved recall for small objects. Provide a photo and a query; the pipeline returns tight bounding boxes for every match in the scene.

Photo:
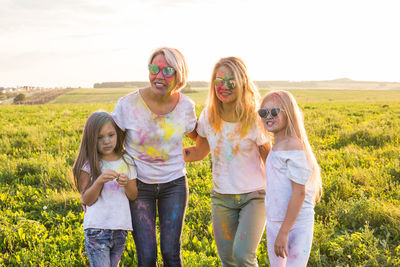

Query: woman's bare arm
[183,135,210,162]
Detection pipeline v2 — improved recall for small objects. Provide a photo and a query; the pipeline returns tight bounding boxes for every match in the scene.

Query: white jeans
[266,217,314,267]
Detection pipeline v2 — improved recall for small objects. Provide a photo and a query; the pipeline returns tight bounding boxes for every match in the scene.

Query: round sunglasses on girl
[258,108,283,118]
[148,64,176,77]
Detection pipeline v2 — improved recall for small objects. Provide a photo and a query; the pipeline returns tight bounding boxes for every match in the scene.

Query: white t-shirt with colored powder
[265,150,315,222]
[111,90,197,184]
[197,108,268,194]
[82,155,137,230]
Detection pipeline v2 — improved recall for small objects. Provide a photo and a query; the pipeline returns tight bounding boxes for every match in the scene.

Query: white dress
[265,150,315,267]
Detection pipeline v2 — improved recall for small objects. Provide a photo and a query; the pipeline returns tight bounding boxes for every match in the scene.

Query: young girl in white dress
[259,91,322,267]
[73,111,138,267]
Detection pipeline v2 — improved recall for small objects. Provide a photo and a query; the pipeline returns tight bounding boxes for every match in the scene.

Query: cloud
[63,33,106,39]
[4,0,116,14]
[133,0,216,8]
[0,51,59,72]
[0,0,117,35]
[0,46,130,70]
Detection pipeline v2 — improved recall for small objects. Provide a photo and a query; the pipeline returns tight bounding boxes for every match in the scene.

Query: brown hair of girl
[72,111,125,192]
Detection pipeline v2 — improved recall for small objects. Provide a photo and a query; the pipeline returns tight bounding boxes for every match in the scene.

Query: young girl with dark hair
[73,111,138,267]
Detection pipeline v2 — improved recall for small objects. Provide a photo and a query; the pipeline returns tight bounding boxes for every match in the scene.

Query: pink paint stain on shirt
[135,129,149,146]
[104,181,120,191]
[288,253,298,262]
[138,153,167,163]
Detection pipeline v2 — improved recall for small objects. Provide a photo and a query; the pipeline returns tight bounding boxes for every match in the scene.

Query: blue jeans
[130,176,188,267]
[84,228,128,267]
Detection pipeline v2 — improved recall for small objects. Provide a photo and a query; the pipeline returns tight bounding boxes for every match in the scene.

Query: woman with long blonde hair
[259,90,322,266]
[184,57,271,266]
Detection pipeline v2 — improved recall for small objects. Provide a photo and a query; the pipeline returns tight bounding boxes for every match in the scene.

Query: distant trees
[93,81,210,88]
[21,89,73,105]
[182,82,198,93]
[11,89,73,105]
[187,81,209,87]
[13,94,26,104]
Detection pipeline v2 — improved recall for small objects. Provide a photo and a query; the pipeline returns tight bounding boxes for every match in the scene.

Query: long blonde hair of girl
[72,111,126,192]
[207,57,260,137]
[261,90,323,202]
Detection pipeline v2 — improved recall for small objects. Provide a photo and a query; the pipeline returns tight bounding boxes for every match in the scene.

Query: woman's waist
[211,176,265,194]
[212,169,266,187]
[137,168,187,184]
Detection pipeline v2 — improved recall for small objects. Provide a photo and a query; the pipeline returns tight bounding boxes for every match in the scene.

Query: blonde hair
[72,111,126,192]
[148,47,188,93]
[261,90,322,202]
[207,57,260,136]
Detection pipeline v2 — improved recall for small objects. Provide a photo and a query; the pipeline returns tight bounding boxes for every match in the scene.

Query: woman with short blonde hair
[112,47,197,266]
[148,47,188,93]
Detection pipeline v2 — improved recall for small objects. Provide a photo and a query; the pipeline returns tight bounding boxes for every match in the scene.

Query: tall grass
[0,100,399,266]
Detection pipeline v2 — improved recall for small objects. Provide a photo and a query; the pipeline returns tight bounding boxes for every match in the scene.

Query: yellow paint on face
[167,78,176,94]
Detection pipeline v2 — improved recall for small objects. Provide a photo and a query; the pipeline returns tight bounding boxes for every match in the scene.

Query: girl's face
[149,54,177,96]
[261,99,287,134]
[214,66,238,104]
[97,123,118,159]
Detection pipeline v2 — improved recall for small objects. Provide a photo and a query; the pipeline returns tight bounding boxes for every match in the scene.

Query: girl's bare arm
[79,169,117,206]
[274,181,306,258]
[117,174,138,201]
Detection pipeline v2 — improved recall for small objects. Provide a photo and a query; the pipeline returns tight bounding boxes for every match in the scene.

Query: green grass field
[50,87,211,105]
[1,89,400,266]
[50,87,400,105]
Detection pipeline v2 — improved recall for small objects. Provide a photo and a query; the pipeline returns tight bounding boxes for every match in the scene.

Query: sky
[1,0,399,87]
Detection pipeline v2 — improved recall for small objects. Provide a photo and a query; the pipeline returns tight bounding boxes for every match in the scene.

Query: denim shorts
[84,228,128,267]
